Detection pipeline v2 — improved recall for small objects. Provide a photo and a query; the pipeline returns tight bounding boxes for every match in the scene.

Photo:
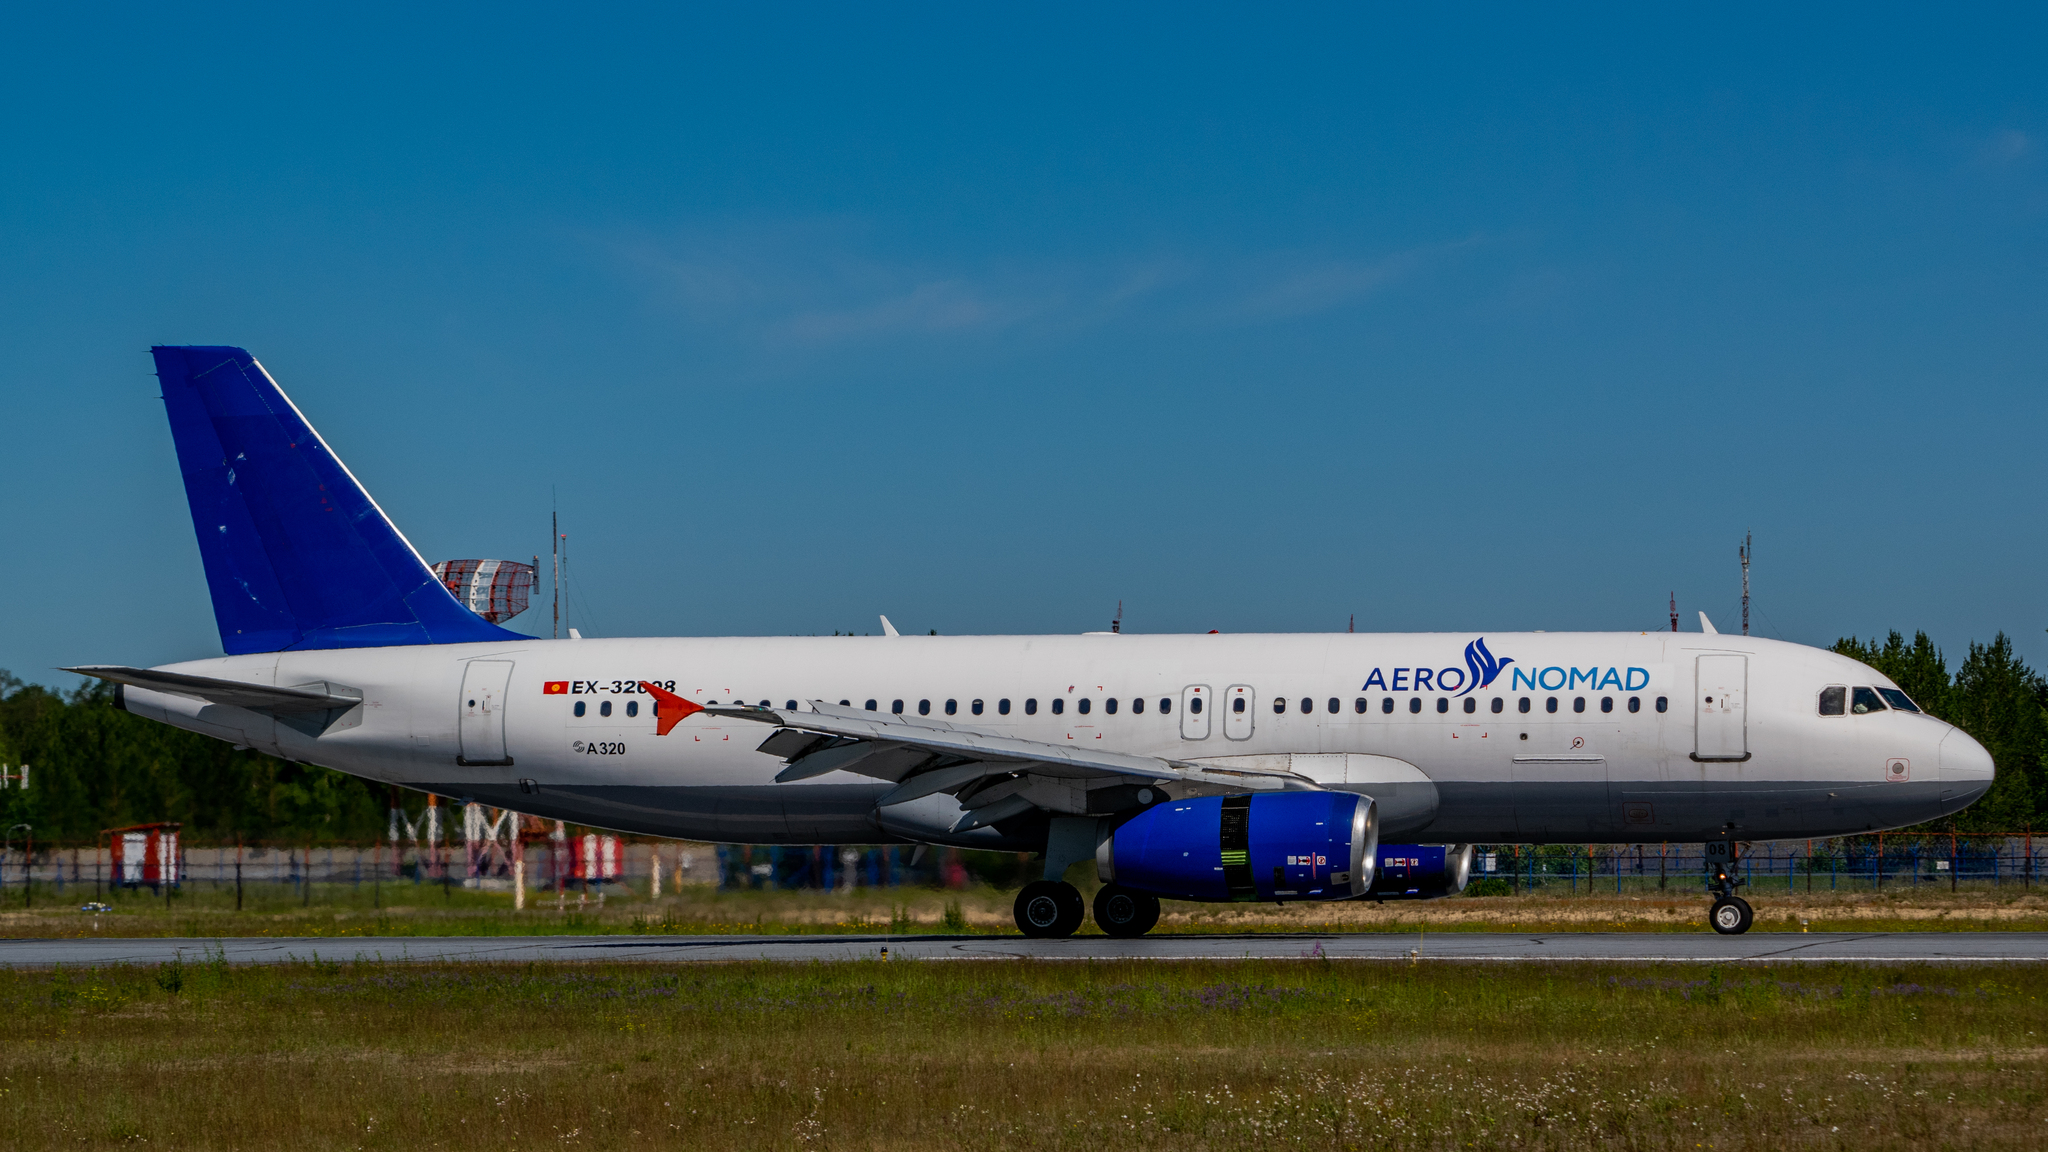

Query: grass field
[7,875,2048,938]
[4,956,2044,1150]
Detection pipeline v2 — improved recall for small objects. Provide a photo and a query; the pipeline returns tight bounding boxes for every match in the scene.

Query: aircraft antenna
[1739,531,1752,636]
[1669,591,1678,633]
[1111,601,1122,634]
[1349,613,1355,634]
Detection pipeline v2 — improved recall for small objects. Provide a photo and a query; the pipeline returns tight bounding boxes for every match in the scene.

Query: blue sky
[4,5,2045,685]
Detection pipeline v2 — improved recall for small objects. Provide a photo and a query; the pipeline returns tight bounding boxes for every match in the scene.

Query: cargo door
[1180,685,1211,740]
[1694,654,1748,762]
[458,660,516,766]
[1224,684,1256,741]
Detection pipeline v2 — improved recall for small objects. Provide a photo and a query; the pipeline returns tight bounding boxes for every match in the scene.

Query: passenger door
[1224,684,1256,741]
[458,660,516,766]
[1180,685,1211,740]
[1694,654,1749,761]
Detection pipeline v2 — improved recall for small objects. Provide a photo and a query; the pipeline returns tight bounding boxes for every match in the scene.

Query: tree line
[1,629,2044,845]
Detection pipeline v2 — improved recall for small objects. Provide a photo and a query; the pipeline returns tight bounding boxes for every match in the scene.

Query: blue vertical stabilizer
[153,346,526,654]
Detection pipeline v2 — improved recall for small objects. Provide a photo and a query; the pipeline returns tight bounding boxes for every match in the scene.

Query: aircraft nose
[1939,727,1995,794]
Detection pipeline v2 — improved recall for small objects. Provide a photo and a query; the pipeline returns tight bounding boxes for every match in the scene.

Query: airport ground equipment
[69,346,2002,939]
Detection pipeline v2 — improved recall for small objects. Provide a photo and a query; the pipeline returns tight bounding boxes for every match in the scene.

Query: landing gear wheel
[1092,884,1161,938]
[1709,896,1754,935]
[1015,880,1086,938]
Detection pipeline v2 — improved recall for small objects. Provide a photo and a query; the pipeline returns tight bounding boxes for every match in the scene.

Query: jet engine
[1096,791,1378,902]
[1364,843,1475,900]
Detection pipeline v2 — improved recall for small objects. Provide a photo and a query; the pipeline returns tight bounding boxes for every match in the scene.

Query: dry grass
[8,876,2048,939]
[3,957,2044,1150]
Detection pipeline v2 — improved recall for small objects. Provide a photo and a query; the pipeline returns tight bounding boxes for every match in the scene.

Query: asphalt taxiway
[3,931,2046,966]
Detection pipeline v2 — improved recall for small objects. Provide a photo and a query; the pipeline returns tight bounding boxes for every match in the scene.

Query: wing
[639,684,1316,832]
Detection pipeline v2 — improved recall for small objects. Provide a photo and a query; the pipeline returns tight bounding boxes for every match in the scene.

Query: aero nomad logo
[1459,637,1514,698]
[1359,636,1516,697]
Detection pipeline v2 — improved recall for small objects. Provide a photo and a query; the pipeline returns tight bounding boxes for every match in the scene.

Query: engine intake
[1097,791,1378,902]
[1365,844,1475,899]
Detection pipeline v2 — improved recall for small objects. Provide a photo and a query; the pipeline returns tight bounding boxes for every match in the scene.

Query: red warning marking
[640,681,704,735]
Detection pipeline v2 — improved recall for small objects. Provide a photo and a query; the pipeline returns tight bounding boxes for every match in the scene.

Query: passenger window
[1851,687,1886,715]
[1233,698,1246,714]
[865,699,878,711]
[892,700,905,714]
[1545,697,1558,714]
[1409,698,1421,714]
[1463,697,1476,714]
[998,699,1010,715]
[1491,697,1503,714]
[1628,696,1640,713]
[917,699,930,715]
[1079,698,1092,715]
[1600,696,1613,713]
[1300,697,1312,714]
[785,700,797,710]
[1186,697,1198,714]
[1355,697,1368,714]
[839,700,850,707]
[626,700,639,717]
[600,700,612,717]
[1160,698,1172,715]
[1877,688,1920,713]
[1519,697,1531,714]
[944,699,957,715]
[1132,698,1144,714]
[574,700,586,717]
[1025,698,1037,715]
[1052,698,1065,715]
[1436,698,1449,713]
[1572,697,1585,713]
[1655,696,1668,713]
[971,699,984,715]
[1271,697,1286,714]
[1327,697,1339,714]
[1818,686,1845,716]
[1382,698,1394,714]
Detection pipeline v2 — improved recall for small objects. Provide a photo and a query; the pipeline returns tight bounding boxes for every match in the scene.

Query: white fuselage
[118,630,1993,849]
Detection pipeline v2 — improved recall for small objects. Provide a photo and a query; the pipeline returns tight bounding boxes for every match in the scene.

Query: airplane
[67,346,1995,938]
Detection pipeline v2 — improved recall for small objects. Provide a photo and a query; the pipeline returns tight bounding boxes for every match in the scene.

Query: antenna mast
[1669,591,1678,633]
[551,508,560,640]
[1739,531,1752,636]
[1110,600,1122,634]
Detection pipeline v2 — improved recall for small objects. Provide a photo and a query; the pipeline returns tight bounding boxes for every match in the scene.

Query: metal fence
[0,836,2039,902]
[1468,836,2045,895]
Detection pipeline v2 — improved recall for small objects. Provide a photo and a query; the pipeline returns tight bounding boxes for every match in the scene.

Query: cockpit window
[1818,686,1845,716]
[1877,688,1921,713]
[1850,687,1887,715]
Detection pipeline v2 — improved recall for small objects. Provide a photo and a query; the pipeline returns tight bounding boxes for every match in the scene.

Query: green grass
[4,957,2045,1149]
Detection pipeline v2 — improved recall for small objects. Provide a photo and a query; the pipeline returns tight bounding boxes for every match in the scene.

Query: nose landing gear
[1704,839,1752,935]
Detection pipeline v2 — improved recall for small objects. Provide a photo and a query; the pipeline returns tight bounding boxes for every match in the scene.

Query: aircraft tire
[1092,884,1161,938]
[1015,880,1085,938]
[1709,895,1754,935]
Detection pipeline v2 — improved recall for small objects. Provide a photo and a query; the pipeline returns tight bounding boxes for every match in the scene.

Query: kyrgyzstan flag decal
[543,681,569,695]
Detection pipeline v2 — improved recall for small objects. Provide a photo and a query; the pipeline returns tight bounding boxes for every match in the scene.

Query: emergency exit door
[1693,654,1749,762]
[458,660,516,766]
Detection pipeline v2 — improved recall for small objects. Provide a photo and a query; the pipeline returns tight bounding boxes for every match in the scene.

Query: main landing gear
[1013,881,1162,938]
[1014,880,1086,938]
[1704,839,1753,935]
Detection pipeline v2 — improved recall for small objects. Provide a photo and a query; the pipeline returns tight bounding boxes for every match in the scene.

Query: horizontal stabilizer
[65,665,360,713]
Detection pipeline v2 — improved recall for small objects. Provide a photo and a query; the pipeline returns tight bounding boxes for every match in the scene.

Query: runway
[4,931,2046,966]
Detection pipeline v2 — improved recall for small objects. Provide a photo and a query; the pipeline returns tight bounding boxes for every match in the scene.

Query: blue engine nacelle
[1096,791,1378,902]
[1364,844,1475,899]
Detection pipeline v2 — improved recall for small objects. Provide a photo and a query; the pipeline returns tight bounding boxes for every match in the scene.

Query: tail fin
[152,346,525,654]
